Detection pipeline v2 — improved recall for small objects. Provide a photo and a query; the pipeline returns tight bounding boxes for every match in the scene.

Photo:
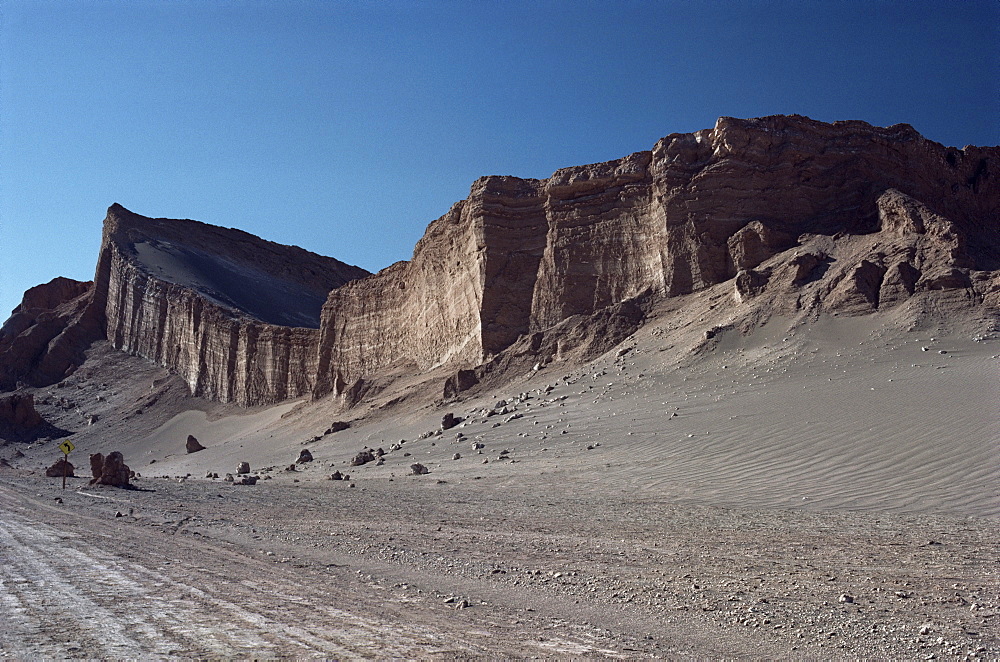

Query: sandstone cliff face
[94,205,369,406]
[3,115,997,408]
[315,115,998,394]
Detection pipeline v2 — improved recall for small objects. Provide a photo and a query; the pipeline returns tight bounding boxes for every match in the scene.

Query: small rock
[452,453,461,460]
[236,462,251,475]
[410,463,430,475]
[296,449,313,464]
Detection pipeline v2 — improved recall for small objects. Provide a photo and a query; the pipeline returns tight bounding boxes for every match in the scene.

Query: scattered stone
[329,470,349,481]
[441,412,461,430]
[410,463,430,475]
[186,435,205,454]
[351,449,376,466]
[453,453,461,460]
[224,473,234,482]
[297,449,313,464]
[45,458,75,478]
[838,594,855,604]
[237,461,251,475]
[233,475,258,486]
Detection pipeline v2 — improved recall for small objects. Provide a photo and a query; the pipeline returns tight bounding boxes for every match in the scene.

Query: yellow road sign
[58,440,75,455]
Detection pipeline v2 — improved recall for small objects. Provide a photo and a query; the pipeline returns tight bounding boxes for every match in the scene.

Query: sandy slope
[2,293,998,657]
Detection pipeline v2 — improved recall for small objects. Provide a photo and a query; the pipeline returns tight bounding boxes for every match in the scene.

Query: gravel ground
[2,471,996,658]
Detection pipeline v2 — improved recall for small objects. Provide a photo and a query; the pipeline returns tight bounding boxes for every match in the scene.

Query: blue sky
[2,0,997,319]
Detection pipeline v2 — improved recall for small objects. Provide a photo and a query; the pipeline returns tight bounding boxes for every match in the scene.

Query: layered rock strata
[93,205,369,406]
[314,115,998,395]
[3,115,997,407]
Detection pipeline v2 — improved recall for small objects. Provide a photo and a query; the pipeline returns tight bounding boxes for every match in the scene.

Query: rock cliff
[92,205,369,406]
[314,115,998,395]
[3,115,997,407]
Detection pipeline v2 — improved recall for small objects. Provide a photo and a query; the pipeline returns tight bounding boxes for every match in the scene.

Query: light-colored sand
[113,311,999,518]
[4,293,998,657]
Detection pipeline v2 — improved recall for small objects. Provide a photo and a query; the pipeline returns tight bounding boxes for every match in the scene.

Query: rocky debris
[325,421,350,434]
[45,458,75,478]
[351,449,376,466]
[296,449,313,464]
[0,393,43,430]
[233,475,258,486]
[441,413,461,430]
[186,435,205,454]
[410,463,430,475]
[329,470,350,481]
[237,462,251,475]
[224,473,234,482]
[88,451,132,488]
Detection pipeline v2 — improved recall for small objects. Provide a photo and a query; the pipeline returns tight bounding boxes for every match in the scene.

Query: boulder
[441,413,461,430]
[325,421,351,434]
[350,449,376,466]
[185,435,205,454]
[236,461,251,475]
[443,369,479,399]
[45,458,74,478]
[88,451,132,487]
[410,463,430,475]
[297,449,313,464]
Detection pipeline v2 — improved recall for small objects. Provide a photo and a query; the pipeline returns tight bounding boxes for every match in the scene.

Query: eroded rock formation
[93,205,369,406]
[2,115,997,408]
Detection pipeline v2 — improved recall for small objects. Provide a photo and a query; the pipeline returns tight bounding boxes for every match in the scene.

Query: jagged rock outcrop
[0,278,103,390]
[3,115,997,408]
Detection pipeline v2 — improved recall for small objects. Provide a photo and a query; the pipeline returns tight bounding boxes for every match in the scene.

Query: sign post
[58,440,75,490]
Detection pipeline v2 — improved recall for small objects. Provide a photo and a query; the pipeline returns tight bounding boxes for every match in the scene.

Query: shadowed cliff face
[3,115,997,406]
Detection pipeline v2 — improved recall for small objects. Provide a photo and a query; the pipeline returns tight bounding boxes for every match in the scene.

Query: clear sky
[1,0,997,319]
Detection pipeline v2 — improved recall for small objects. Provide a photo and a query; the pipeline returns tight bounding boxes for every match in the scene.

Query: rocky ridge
[1,115,997,409]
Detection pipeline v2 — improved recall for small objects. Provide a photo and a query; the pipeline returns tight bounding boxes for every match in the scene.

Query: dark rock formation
[89,451,132,487]
[410,463,430,475]
[297,449,313,464]
[186,435,205,453]
[0,394,43,430]
[441,413,460,430]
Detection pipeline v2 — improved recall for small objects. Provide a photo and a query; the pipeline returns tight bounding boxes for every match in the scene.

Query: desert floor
[2,311,998,658]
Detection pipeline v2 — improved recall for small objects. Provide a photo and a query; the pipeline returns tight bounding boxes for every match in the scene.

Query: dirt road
[1,474,997,658]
